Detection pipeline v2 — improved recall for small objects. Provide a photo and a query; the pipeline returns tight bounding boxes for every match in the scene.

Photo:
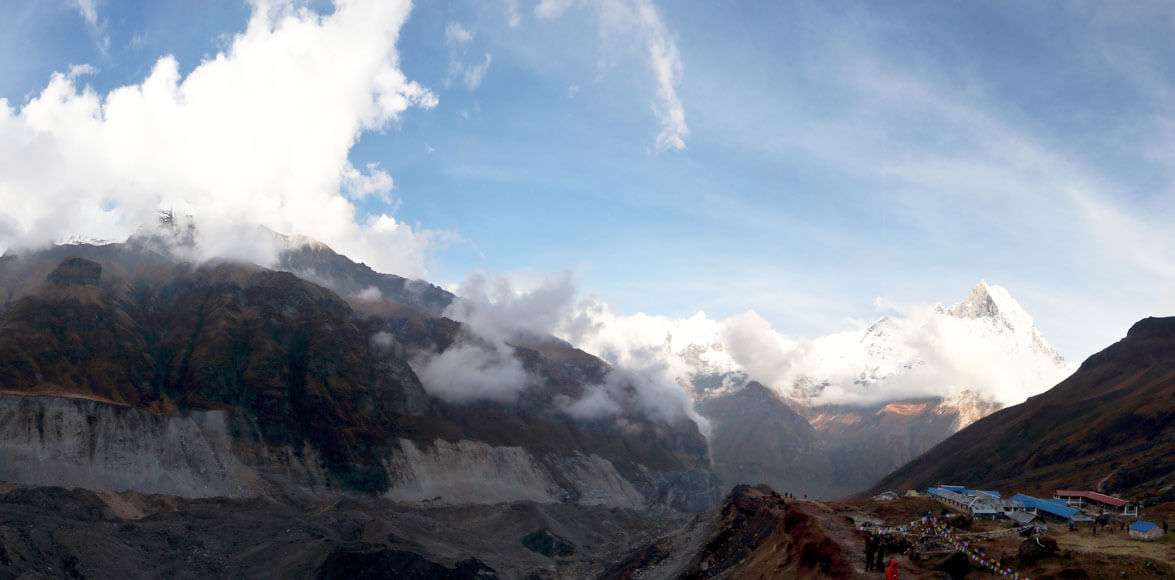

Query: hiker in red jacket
[885,558,899,580]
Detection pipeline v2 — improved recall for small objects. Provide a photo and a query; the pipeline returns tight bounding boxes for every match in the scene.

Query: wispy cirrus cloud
[536,0,688,151]
[445,22,493,90]
[71,0,110,53]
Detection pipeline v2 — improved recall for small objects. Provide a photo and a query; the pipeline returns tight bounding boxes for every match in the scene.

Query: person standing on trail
[885,558,900,580]
[864,534,876,571]
[874,537,887,572]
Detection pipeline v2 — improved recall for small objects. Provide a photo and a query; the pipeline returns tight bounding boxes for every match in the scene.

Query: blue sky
[3,0,1174,361]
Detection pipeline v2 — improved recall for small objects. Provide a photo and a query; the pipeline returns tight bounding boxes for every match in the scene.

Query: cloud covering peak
[0,0,437,277]
[505,274,1073,408]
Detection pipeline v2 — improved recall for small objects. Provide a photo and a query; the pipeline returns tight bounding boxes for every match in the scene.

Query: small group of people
[864,532,900,578]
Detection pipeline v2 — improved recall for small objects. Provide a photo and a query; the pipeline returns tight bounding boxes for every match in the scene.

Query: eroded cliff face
[0,394,660,509]
[384,438,647,508]
[0,246,719,511]
[0,395,254,498]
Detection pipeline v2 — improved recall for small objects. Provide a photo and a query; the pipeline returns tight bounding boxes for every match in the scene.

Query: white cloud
[411,272,574,404]
[72,0,110,53]
[558,385,621,419]
[415,340,532,403]
[415,271,699,427]
[67,63,97,79]
[502,0,522,27]
[446,271,577,342]
[352,285,383,302]
[560,282,1072,408]
[0,0,439,277]
[535,0,688,150]
[633,0,687,151]
[535,0,574,19]
[462,53,493,90]
[445,22,474,45]
[341,162,394,201]
[371,330,396,350]
[444,22,493,90]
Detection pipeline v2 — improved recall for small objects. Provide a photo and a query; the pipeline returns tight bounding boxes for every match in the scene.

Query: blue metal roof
[1009,494,1081,519]
[1130,521,1157,533]
[928,486,1000,499]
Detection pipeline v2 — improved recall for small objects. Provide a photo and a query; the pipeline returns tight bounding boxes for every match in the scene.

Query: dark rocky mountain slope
[697,384,998,498]
[0,241,717,511]
[695,383,834,497]
[870,316,1175,501]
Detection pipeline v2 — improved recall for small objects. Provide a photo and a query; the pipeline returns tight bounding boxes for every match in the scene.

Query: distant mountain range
[0,231,718,512]
[2,220,1165,511]
[1,227,1172,577]
[691,281,1069,497]
[871,316,1175,501]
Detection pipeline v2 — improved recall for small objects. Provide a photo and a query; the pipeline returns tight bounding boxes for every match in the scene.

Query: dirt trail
[793,500,872,575]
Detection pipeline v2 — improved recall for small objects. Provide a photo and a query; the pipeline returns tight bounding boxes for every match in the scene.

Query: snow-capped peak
[946,281,1063,364]
[948,281,1033,331]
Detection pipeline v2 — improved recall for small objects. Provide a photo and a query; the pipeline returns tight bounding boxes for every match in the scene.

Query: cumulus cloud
[0,0,439,277]
[341,162,394,202]
[414,339,532,403]
[445,22,493,90]
[556,362,703,431]
[535,0,688,150]
[411,272,574,404]
[412,271,699,427]
[446,272,577,342]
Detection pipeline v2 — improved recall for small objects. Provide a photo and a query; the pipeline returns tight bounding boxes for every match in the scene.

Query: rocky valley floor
[3,482,1173,579]
[0,481,685,579]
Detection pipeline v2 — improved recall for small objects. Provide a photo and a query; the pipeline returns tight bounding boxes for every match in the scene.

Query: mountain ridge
[0,243,720,511]
[869,316,1175,500]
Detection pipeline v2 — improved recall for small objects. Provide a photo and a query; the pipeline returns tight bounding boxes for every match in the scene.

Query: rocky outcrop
[604,485,856,579]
